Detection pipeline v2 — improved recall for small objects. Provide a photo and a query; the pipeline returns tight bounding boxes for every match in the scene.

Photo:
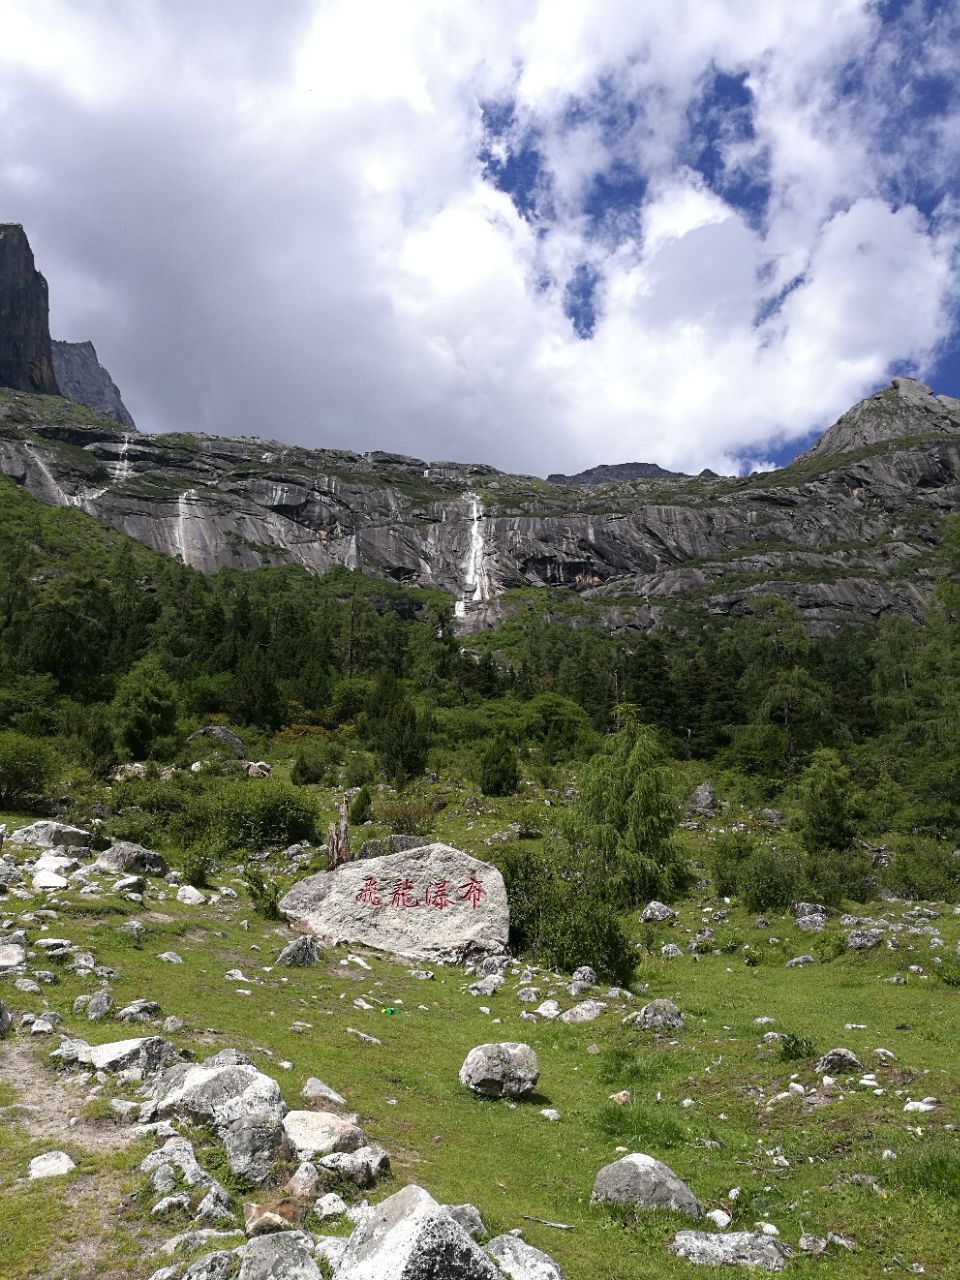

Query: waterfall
[455,495,488,618]
[115,434,131,482]
[25,443,68,506]
[176,489,196,566]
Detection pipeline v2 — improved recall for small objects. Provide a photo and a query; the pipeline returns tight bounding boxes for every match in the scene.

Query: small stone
[29,1151,76,1179]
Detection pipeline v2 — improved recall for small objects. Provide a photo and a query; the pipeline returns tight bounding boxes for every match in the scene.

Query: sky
[1,1,958,477]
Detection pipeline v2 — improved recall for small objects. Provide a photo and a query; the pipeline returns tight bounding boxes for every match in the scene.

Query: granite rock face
[51,340,135,428]
[279,844,509,964]
[0,224,60,395]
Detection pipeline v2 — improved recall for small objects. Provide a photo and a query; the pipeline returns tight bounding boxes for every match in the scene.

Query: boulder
[357,834,431,860]
[634,998,684,1030]
[281,1110,366,1161]
[319,1143,390,1188]
[814,1047,863,1075]
[686,783,716,818]
[486,1235,564,1280]
[591,1153,702,1219]
[187,725,246,758]
[276,935,321,967]
[94,841,169,877]
[459,1043,539,1098]
[670,1230,792,1271]
[185,1253,242,1280]
[445,1204,487,1239]
[640,901,676,924]
[336,1183,501,1280]
[847,928,882,951]
[559,1000,605,1024]
[86,989,113,1021]
[28,1151,76,1179]
[301,1077,347,1108]
[0,942,26,969]
[0,999,11,1035]
[153,1052,286,1184]
[279,843,509,965]
[177,884,206,906]
[32,869,68,890]
[238,1231,322,1279]
[8,820,90,849]
[52,1035,179,1076]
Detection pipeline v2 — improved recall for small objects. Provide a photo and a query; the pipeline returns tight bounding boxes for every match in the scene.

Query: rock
[185,1252,241,1280]
[336,1183,501,1280]
[786,955,816,967]
[459,1042,539,1098]
[847,928,883,951]
[758,809,783,826]
[158,951,184,964]
[792,901,827,921]
[187,725,246,758]
[640,901,676,924]
[29,1151,76,1178]
[177,884,206,906]
[51,339,135,426]
[815,1048,863,1074]
[534,1000,561,1020]
[571,965,597,986]
[238,1230,321,1280]
[670,1231,792,1271]
[32,869,69,891]
[118,919,146,946]
[633,998,684,1030]
[0,942,26,969]
[0,999,10,1035]
[686,783,716,818]
[486,1234,564,1280]
[94,841,169,877]
[276,935,321,967]
[153,1052,286,1184]
[0,224,60,394]
[282,1110,366,1161]
[468,974,504,997]
[314,1237,349,1270]
[243,1197,304,1236]
[279,843,509,965]
[86,989,113,1020]
[314,1191,348,1219]
[707,1209,732,1229]
[591,1154,702,1219]
[8,820,90,849]
[559,1000,605,1023]
[357,834,431,860]
[53,1035,179,1076]
[445,1204,487,1239]
[118,998,161,1022]
[319,1143,390,1187]
[300,1077,347,1108]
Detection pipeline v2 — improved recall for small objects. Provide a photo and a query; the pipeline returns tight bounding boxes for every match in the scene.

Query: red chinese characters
[457,876,485,909]
[390,877,420,909]
[355,876,381,907]
[424,879,451,910]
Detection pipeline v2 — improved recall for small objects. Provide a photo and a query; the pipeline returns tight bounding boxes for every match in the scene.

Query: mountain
[1,373,957,637]
[547,461,688,484]
[0,224,60,395]
[51,339,136,428]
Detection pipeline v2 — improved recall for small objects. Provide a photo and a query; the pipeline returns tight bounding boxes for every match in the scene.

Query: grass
[3,763,960,1278]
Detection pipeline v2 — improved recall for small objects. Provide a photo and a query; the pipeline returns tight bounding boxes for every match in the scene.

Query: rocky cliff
[0,375,957,636]
[51,340,135,428]
[0,224,60,396]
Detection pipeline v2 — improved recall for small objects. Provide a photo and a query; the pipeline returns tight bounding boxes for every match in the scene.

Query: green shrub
[794,748,855,854]
[812,933,846,963]
[377,795,435,837]
[884,839,960,902]
[709,831,754,897]
[110,656,178,760]
[180,844,215,889]
[805,847,874,906]
[188,780,318,853]
[779,1032,818,1062]
[935,956,960,988]
[343,752,376,788]
[737,847,804,912]
[348,785,373,825]
[590,1100,688,1149]
[479,737,520,796]
[243,866,281,920]
[0,730,60,808]
[291,736,342,786]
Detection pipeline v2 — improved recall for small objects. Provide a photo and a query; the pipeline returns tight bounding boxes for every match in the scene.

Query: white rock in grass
[29,1151,76,1178]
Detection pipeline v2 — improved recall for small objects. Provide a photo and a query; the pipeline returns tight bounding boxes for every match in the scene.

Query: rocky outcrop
[51,340,135,428]
[2,375,960,634]
[0,224,60,395]
[548,461,687,484]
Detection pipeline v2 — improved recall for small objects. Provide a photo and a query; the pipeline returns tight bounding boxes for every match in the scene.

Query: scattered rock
[640,901,676,924]
[633,998,684,1031]
[559,1000,605,1024]
[8,821,91,849]
[686,783,716,818]
[276,935,322,967]
[670,1230,792,1271]
[94,841,169,877]
[847,929,882,951]
[591,1154,702,1219]
[319,1143,390,1187]
[29,1151,76,1179]
[238,1231,321,1280]
[486,1233,564,1280]
[0,942,26,969]
[459,1043,540,1098]
[282,1110,366,1161]
[814,1048,863,1075]
[445,1204,487,1239]
[177,884,206,906]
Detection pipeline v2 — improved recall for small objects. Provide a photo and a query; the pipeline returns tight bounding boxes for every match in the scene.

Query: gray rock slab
[459,1042,539,1098]
[281,1109,365,1160]
[279,843,508,965]
[238,1231,321,1280]
[94,841,169,877]
[670,1230,792,1271]
[8,821,91,849]
[486,1234,564,1280]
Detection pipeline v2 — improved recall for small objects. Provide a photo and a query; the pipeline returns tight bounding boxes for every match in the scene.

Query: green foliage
[291,736,342,786]
[795,748,856,853]
[0,730,60,808]
[376,795,435,837]
[778,1032,818,1061]
[737,847,804,912]
[110,656,178,759]
[242,866,281,920]
[179,780,318,853]
[884,838,960,901]
[179,844,215,889]
[892,1142,960,1203]
[709,830,754,897]
[563,717,688,907]
[348,784,373,825]
[478,736,520,796]
[590,1100,688,1149]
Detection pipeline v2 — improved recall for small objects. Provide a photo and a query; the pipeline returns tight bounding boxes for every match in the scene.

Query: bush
[291,736,342,786]
[805,847,874,906]
[779,1033,818,1062]
[186,780,318,853]
[499,843,634,983]
[110,656,178,760]
[709,831,754,897]
[0,730,60,808]
[377,795,435,837]
[243,866,281,920]
[479,737,520,796]
[795,748,855,854]
[737,847,804,912]
[348,785,373,825]
[179,844,215,889]
[884,839,960,902]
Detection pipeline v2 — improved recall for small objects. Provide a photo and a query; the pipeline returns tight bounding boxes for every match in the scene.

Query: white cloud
[0,0,956,475]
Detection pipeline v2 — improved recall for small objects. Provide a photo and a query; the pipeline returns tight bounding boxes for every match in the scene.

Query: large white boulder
[336,1184,501,1280]
[459,1043,540,1099]
[8,821,90,849]
[591,1153,702,1219]
[279,843,509,964]
[281,1110,366,1160]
